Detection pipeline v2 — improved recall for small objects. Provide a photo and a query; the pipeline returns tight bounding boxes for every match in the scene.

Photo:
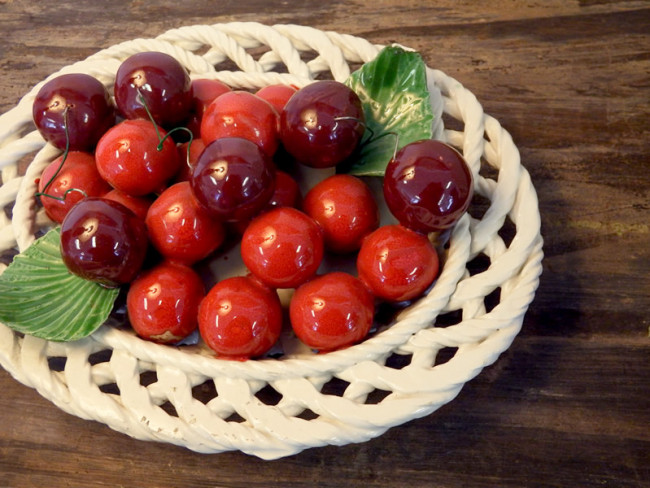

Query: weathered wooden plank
[0,1,648,487]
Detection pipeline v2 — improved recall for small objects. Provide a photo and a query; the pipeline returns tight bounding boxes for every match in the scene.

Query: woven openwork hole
[0,23,543,459]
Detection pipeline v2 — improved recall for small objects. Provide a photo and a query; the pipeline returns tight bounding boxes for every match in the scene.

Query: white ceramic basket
[0,22,543,460]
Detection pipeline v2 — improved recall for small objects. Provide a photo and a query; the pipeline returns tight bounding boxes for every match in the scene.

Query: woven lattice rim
[0,22,543,460]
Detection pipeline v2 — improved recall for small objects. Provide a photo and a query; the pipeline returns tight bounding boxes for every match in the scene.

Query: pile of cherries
[32,51,473,359]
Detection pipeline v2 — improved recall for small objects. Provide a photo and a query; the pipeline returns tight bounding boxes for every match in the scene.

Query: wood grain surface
[1,1,648,487]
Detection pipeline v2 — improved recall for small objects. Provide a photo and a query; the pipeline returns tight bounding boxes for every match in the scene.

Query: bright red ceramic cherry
[241,207,324,289]
[32,73,115,151]
[280,80,365,168]
[145,181,226,265]
[268,170,302,209]
[184,79,232,139]
[103,189,154,220]
[357,224,439,302]
[114,51,192,128]
[201,90,280,157]
[289,272,375,352]
[383,139,474,233]
[225,169,303,236]
[173,138,206,183]
[255,84,297,114]
[191,78,231,118]
[303,174,379,254]
[95,119,180,196]
[60,197,149,286]
[38,151,112,223]
[198,276,283,359]
[190,137,275,222]
[127,261,205,344]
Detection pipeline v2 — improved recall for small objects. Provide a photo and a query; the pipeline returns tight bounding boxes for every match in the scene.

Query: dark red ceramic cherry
[32,73,115,151]
[190,137,275,222]
[60,197,149,286]
[280,80,365,168]
[383,139,474,233]
[114,51,193,128]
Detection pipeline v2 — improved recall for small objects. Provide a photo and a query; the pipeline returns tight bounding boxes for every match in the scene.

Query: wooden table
[1,1,648,487]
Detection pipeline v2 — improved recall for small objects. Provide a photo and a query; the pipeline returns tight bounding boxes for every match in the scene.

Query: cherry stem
[369,130,400,161]
[334,116,400,159]
[36,106,82,202]
[136,89,164,144]
[166,127,195,170]
[39,187,89,203]
[136,89,194,169]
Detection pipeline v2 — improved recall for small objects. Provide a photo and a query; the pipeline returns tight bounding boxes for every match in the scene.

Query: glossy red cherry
[289,272,374,352]
[190,137,275,222]
[127,261,205,344]
[383,139,474,233]
[303,174,379,254]
[38,151,112,223]
[103,189,154,220]
[268,170,302,209]
[241,207,324,289]
[95,119,180,196]
[225,169,303,236]
[191,78,231,118]
[255,84,297,114]
[173,138,206,183]
[280,80,365,168]
[201,90,280,157]
[114,51,192,128]
[184,79,232,139]
[32,73,115,151]
[145,181,226,265]
[357,224,439,302]
[60,197,149,286]
[198,276,283,359]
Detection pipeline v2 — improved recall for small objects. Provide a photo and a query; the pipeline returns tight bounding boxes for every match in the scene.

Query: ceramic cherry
[357,224,439,302]
[59,197,149,287]
[241,207,324,289]
[145,181,226,265]
[114,51,193,128]
[383,139,474,233]
[38,151,112,224]
[127,261,205,344]
[289,272,375,352]
[198,276,283,360]
[95,119,180,196]
[32,73,115,151]
[303,174,379,254]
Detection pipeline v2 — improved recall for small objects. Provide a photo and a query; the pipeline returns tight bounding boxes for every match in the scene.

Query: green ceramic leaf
[0,228,119,341]
[344,45,434,176]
